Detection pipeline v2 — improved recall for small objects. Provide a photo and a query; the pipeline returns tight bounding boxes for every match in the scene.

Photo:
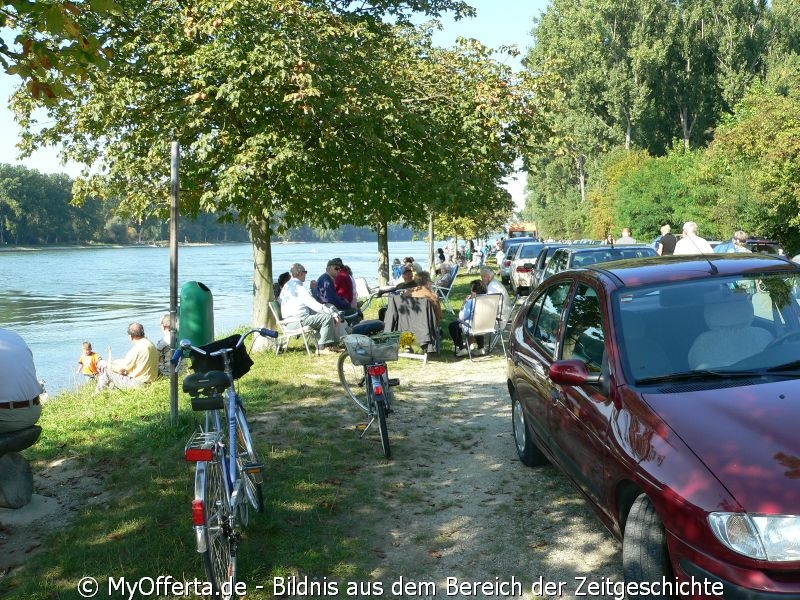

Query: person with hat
[0,328,43,434]
[315,258,353,311]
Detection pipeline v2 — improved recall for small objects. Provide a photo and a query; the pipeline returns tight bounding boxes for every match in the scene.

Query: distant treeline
[0,164,419,245]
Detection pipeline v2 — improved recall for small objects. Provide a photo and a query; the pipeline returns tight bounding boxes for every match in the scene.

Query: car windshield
[518,244,543,259]
[614,273,800,384]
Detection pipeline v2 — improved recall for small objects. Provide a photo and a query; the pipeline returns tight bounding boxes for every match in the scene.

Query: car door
[512,280,573,455]
[548,281,615,514]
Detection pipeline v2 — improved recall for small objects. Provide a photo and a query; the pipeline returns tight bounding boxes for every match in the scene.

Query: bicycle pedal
[388,378,400,387]
[241,462,264,474]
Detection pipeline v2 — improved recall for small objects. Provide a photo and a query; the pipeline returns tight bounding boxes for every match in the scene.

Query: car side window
[562,284,605,372]
[543,250,566,280]
[525,282,572,357]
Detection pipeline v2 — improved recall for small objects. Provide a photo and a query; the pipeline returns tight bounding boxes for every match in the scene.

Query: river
[0,240,433,396]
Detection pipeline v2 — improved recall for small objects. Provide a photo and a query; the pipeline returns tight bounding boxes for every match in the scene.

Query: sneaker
[474,348,486,356]
[455,348,468,358]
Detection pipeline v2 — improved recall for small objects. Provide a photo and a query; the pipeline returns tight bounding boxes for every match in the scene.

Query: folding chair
[433,264,459,314]
[269,300,319,356]
[461,293,505,360]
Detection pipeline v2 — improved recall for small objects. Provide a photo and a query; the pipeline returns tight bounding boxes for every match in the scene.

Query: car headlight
[709,513,800,561]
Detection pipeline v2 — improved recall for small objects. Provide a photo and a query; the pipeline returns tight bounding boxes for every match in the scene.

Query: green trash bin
[178,281,214,346]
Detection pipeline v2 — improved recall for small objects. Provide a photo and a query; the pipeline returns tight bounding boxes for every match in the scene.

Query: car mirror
[549,359,601,386]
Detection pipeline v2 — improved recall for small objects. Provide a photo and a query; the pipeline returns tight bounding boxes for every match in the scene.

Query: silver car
[508,242,545,295]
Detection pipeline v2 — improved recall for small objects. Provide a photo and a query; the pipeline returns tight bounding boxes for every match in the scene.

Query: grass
[0,273,482,599]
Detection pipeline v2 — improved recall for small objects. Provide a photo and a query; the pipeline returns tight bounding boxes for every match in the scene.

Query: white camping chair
[269,300,319,356]
[460,293,505,360]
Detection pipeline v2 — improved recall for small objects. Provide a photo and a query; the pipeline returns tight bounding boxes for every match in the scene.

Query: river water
[0,240,433,395]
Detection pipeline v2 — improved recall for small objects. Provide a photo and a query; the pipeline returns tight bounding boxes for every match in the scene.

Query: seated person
[449,280,488,357]
[480,266,511,326]
[280,262,343,355]
[434,262,454,289]
[334,264,358,309]
[403,271,442,323]
[0,328,43,434]
[315,258,353,311]
[378,265,417,321]
[156,313,174,376]
[96,322,159,392]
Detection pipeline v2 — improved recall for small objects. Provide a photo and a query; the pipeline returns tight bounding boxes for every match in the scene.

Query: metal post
[169,142,180,426]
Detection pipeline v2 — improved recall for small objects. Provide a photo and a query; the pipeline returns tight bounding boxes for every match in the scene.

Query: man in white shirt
[616,227,637,244]
[673,221,714,255]
[279,263,342,354]
[480,266,512,327]
[0,328,43,433]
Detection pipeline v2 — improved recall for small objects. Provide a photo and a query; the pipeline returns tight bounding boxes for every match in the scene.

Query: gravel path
[298,353,624,599]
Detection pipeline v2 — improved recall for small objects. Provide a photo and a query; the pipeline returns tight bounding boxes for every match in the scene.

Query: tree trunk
[428,211,435,272]
[248,214,274,330]
[377,219,390,286]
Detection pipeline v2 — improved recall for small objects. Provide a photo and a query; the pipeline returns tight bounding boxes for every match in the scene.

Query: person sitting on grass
[95,322,159,392]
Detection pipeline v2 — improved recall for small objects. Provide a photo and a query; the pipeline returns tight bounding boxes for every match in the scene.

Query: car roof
[558,244,653,254]
[587,254,798,289]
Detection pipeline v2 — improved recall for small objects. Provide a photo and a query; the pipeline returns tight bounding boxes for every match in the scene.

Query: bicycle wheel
[198,456,237,599]
[235,404,264,513]
[337,351,369,413]
[375,397,391,460]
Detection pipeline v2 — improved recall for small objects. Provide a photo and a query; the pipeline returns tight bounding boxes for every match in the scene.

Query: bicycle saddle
[183,370,229,396]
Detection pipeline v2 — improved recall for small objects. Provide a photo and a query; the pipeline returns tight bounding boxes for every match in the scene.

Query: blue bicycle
[173,327,277,599]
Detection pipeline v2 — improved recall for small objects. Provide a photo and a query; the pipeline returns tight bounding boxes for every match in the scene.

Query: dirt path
[274,353,624,599]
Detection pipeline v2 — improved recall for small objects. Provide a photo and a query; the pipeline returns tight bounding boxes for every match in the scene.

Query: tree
[12,0,517,331]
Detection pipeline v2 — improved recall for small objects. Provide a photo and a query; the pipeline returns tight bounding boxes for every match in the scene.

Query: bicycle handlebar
[170,327,278,366]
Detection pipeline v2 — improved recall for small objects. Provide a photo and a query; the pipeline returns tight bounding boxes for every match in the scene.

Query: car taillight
[516,267,532,273]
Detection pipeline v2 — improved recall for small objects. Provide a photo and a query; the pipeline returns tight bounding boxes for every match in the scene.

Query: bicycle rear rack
[185,430,223,462]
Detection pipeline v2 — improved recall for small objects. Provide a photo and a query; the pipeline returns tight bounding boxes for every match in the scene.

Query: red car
[507,254,800,598]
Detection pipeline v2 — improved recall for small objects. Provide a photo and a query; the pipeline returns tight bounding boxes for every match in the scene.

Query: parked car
[507,253,800,596]
[509,242,570,295]
[508,242,545,295]
[499,241,525,285]
[538,244,657,284]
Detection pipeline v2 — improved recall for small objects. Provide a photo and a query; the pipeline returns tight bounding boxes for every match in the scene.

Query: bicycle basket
[342,332,401,366]
[190,334,253,380]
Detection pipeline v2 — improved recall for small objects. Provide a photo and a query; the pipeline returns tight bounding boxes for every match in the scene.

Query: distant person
[403,271,442,323]
[436,248,446,266]
[656,224,677,256]
[155,313,175,377]
[673,221,714,255]
[616,228,637,244]
[0,328,43,433]
[434,262,454,289]
[604,233,615,245]
[714,230,752,254]
[76,341,101,378]
[402,256,423,275]
[275,271,291,297]
[96,322,159,392]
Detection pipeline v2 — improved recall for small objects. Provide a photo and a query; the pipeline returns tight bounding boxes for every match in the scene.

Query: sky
[0,0,550,208]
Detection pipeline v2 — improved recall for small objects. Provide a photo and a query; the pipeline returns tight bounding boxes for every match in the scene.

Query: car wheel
[623,494,673,597]
[512,396,548,467]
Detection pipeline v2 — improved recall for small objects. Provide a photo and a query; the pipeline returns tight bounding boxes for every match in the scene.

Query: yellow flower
[399,331,416,348]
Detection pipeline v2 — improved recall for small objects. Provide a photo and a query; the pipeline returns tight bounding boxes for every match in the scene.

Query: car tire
[512,396,548,467]
[623,494,673,598]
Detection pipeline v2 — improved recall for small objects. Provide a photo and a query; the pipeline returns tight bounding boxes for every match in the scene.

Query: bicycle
[337,328,401,459]
[173,327,278,599]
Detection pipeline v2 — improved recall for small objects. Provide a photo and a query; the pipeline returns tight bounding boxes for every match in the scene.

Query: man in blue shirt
[714,230,751,254]
[315,258,353,310]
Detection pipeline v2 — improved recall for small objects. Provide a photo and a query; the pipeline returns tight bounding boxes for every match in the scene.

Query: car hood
[642,381,800,513]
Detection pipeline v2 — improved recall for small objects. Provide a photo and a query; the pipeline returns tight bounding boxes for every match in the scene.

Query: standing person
[714,230,752,254]
[279,263,343,354]
[0,328,43,434]
[605,233,615,245]
[76,341,102,378]
[316,258,352,311]
[435,248,446,266]
[616,228,637,244]
[450,280,488,357]
[95,323,159,392]
[479,266,511,326]
[673,221,714,255]
[656,224,678,255]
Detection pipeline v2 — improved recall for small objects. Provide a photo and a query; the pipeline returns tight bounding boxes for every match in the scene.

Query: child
[76,341,101,378]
